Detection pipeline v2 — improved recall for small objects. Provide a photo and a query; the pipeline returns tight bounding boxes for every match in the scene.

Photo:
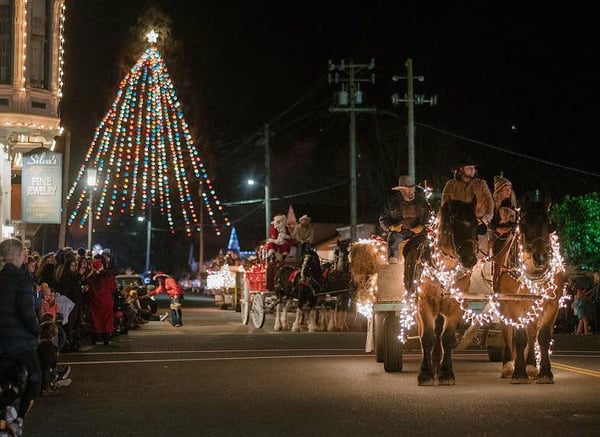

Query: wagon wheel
[374,312,386,363]
[487,346,503,362]
[241,278,250,325]
[383,314,403,372]
[251,293,266,328]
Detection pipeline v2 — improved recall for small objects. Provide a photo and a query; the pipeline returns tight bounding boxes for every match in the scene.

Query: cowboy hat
[453,155,478,170]
[153,271,169,281]
[392,175,415,190]
[298,214,311,222]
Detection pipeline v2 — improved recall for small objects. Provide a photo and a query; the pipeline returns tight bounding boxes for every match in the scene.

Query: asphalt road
[24,294,600,437]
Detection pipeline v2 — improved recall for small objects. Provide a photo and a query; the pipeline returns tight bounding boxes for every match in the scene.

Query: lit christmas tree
[66,29,228,236]
[227,226,241,253]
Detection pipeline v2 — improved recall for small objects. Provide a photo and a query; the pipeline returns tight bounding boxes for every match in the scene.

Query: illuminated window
[0,0,13,84]
[27,0,50,89]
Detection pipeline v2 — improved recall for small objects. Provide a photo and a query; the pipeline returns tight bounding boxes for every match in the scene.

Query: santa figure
[265,214,295,261]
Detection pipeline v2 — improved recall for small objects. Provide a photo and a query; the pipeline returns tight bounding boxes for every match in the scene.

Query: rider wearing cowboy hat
[379,175,432,293]
[441,156,494,255]
[292,214,314,258]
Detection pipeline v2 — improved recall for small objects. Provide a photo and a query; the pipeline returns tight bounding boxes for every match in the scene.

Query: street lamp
[145,204,152,273]
[247,178,271,240]
[86,167,97,251]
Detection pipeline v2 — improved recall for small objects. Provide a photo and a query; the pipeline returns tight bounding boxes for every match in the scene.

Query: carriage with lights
[353,191,567,384]
[240,240,353,331]
[351,233,505,373]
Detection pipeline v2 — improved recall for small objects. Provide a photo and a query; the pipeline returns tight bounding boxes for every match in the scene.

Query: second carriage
[240,242,353,330]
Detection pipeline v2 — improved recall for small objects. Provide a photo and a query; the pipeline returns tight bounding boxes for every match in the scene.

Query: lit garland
[57,2,66,98]
[487,230,566,329]
[66,30,229,235]
[206,264,236,290]
[352,237,387,319]
[22,0,27,87]
[352,212,567,342]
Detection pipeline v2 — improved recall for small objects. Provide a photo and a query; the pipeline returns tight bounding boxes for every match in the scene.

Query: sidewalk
[553,333,600,351]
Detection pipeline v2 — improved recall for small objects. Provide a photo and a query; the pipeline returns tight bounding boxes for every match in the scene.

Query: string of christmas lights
[352,217,567,339]
[66,31,229,236]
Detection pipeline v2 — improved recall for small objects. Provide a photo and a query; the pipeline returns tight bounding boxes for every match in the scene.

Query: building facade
[0,0,66,243]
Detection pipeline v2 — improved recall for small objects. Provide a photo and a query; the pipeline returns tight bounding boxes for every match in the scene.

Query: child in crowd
[37,315,72,396]
[39,282,57,319]
[127,288,151,324]
[39,282,69,352]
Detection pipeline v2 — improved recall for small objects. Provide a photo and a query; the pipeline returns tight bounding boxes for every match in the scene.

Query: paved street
[24,295,600,436]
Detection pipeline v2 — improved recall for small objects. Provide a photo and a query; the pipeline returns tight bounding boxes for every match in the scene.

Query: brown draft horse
[417,199,479,386]
[496,190,565,383]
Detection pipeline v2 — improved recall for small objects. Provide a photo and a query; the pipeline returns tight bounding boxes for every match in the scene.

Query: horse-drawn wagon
[351,224,507,374]
[240,242,354,331]
[353,193,567,386]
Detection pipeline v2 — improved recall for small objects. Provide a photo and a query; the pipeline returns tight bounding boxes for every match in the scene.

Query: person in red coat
[145,272,184,327]
[86,256,116,345]
[264,214,294,262]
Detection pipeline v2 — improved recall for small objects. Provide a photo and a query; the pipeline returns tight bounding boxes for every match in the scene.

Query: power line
[416,121,600,179]
[377,108,600,179]
[222,180,347,206]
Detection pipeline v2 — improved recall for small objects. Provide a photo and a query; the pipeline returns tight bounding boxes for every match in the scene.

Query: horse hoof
[510,377,531,384]
[438,378,455,386]
[417,376,436,386]
[536,376,554,384]
[526,365,538,378]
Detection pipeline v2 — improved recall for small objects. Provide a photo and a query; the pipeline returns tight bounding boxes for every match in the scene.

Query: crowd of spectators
[556,272,600,335]
[1,240,156,435]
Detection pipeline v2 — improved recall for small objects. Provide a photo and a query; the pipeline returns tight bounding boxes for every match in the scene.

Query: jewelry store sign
[21,151,62,224]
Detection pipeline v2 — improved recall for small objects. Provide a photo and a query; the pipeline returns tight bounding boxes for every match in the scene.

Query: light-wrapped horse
[417,199,479,386]
[495,191,565,383]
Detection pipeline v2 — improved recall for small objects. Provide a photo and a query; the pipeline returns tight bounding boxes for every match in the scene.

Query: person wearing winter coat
[441,156,493,256]
[379,175,432,293]
[0,237,42,431]
[144,272,184,327]
[86,256,116,345]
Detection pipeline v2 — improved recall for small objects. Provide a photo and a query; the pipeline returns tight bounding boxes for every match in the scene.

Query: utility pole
[58,129,70,249]
[392,58,437,182]
[145,204,152,273]
[329,59,376,242]
[264,124,271,241]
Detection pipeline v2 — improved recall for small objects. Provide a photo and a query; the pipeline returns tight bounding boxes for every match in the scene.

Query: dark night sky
[59,1,600,266]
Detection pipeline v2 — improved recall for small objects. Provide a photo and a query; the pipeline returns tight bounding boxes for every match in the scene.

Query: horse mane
[521,190,552,215]
[438,198,476,246]
[301,247,322,280]
[521,189,551,205]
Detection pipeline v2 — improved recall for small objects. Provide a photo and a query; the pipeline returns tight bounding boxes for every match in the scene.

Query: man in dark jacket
[379,175,432,293]
[0,238,42,433]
